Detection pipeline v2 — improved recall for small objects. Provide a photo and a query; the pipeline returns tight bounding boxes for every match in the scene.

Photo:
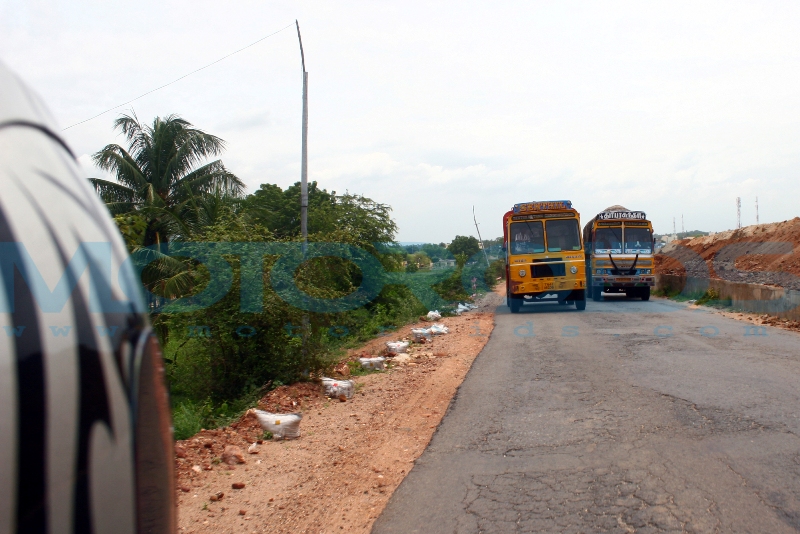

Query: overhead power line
[63,22,295,131]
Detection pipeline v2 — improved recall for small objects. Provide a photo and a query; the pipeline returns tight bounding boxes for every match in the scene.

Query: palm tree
[90,113,245,246]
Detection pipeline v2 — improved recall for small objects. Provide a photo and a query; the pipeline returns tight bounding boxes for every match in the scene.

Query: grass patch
[347,360,385,376]
[171,386,265,440]
[654,285,733,309]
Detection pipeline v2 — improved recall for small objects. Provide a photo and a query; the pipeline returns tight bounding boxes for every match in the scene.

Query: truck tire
[510,296,522,313]
[575,290,586,310]
[592,287,602,301]
[641,287,651,301]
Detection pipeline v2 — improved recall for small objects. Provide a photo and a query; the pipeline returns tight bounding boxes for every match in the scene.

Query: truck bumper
[592,276,654,288]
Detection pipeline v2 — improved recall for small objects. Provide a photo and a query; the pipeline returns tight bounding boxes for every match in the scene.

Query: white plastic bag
[385,341,409,354]
[321,377,355,399]
[252,410,302,440]
[430,323,449,335]
[359,356,386,370]
[426,310,442,320]
[410,328,431,342]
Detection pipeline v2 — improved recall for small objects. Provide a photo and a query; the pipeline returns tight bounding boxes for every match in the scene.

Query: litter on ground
[359,356,386,370]
[410,328,431,342]
[385,341,410,354]
[251,409,302,440]
[429,323,449,335]
[321,377,355,399]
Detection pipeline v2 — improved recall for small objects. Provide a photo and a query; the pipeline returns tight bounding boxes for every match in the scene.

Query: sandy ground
[712,307,800,332]
[175,287,503,534]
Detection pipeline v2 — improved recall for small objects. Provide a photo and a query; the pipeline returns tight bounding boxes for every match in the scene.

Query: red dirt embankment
[656,218,800,288]
[174,288,503,534]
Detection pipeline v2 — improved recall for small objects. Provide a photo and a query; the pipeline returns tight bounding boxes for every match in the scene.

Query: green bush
[172,399,213,440]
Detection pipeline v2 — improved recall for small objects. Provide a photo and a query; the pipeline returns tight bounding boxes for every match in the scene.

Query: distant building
[662,234,679,244]
[431,258,456,269]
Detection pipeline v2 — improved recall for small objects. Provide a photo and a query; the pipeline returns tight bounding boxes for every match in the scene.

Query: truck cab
[503,200,587,312]
[583,206,655,301]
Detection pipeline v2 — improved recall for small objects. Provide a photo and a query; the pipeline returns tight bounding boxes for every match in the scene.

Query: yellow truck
[583,205,655,301]
[503,200,587,312]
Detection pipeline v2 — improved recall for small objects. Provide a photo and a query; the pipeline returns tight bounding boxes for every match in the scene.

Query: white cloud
[3,0,800,240]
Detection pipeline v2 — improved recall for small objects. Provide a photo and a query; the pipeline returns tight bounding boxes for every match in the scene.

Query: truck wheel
[592,287,602,301]
[641,287,651,301]
[575,290,586,310]
[510,296,522,313]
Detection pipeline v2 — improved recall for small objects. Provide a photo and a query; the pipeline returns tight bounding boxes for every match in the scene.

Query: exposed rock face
[657,218,800,290]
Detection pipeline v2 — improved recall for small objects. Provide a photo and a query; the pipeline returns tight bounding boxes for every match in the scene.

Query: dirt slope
[656,217,800,289]
[175,288,503,534]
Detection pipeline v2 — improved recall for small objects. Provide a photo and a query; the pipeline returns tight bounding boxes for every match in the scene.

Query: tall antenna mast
[473,206,490,267]
[756,196,759,224]
[673,217,676,235]
[736,197,741,229]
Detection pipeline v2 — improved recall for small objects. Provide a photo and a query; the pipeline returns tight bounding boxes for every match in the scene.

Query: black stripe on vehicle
[0,202,48,533]
[0,121,75,159]
[22,189,114,534]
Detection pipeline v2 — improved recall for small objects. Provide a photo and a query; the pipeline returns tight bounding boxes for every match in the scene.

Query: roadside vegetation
[91,113,502,439]
[653,285,732,308]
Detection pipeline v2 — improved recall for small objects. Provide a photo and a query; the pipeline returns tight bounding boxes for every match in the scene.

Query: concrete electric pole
[473,206,490,267]
[296,20,309,252]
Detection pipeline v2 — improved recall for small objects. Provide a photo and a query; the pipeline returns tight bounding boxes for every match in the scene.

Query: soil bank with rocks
[656,217,800,289]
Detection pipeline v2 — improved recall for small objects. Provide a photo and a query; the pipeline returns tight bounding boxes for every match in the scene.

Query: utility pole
[296,20,310,357]
[473,206,490,266]
[673,217,676,236]
[736,197,741,229]
[296,20,309,252]
[756,197,759,224]
[681,214,684,234]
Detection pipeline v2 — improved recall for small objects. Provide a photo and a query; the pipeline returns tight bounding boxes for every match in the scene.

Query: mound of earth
[656,217,800,290]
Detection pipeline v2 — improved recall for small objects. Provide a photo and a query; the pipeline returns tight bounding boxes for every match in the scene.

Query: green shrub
[172,399,213,440]
[696,288,721,306]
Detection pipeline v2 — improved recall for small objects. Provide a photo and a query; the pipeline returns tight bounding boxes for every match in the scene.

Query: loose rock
[222,445,246,465]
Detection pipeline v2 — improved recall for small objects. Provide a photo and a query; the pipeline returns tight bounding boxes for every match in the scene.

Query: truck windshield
[510,221,545,254]
[594,227,622,253]
[624,227,653,253]
[545,219,581,252]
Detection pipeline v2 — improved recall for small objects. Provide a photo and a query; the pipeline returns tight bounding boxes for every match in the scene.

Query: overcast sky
[3,0,800,242]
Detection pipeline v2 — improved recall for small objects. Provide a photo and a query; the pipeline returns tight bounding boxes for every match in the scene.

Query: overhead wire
[63,22,295,130]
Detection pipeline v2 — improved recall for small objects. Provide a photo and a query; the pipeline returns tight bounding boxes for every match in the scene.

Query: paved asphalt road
[373,295,800,533]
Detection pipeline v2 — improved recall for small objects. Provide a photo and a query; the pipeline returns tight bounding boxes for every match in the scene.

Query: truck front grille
[531,263,566,278]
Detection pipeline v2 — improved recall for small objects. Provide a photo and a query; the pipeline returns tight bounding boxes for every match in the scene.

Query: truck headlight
[570,266,578,274]
[519,269,527,277]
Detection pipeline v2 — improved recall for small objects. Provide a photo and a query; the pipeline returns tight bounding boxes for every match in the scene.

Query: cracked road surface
[373,296,800,533]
